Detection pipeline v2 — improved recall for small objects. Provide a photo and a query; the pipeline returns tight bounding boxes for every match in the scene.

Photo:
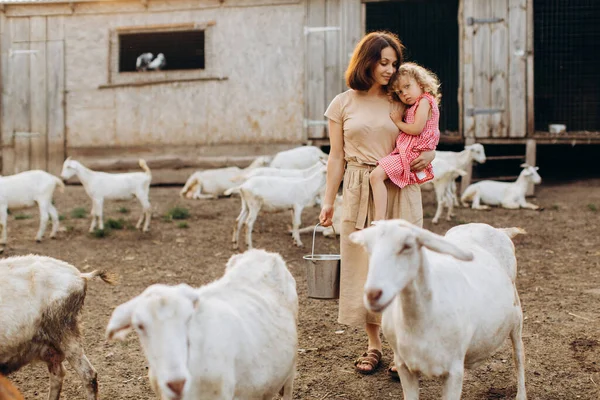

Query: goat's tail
[81,270,119,285]
[138,159,151,176]
[54,176,65,193]
[224,186,240,196]
[499,227,527,239]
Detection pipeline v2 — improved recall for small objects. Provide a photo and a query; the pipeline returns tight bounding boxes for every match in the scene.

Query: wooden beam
[526,0,534,136]
[460,136,476,195]
[525,138,536,196]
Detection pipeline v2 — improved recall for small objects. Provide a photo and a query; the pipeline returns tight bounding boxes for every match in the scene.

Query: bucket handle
[310,223,336,258]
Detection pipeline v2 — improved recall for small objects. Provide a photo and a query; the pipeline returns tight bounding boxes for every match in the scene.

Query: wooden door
[1,16,65,176]
[305,0,344,141]
[461,0,527,139]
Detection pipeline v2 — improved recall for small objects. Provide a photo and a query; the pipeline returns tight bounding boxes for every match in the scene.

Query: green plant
[177,222,189,229]
[166,206,190,220]
[118,207,130,214]
[126,223,136,230]
[14,213,32,220]
[65,225,74,233]
[424,212,433,219]
[551,204,560,211]
[59,214,66,221]
[91,228,110,238]
[105,218,125,230]
[588,204,598,212]
[71,207,87,219]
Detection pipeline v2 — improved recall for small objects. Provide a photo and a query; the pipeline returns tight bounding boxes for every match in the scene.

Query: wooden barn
[0,0,598,184]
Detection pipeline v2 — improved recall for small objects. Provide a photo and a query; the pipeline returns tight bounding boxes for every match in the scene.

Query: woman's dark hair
[345,31,404,92]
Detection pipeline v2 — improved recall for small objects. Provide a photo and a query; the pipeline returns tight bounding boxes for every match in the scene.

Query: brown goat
[0,374,23,400]
[0,255,117,400]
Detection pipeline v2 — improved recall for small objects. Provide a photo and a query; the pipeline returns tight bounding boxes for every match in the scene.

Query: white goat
[235,159,325,182]
[106,249,298,400]
[226,165,327,249]
[0,255,116,400]
[269,146,328,170]
[430,158,467,224]
[180,156,270,200]
[350,220,527,400]
[434,143,487,206]
[461,164,542,210]
[60,158,152,232]
[0,170,64,244]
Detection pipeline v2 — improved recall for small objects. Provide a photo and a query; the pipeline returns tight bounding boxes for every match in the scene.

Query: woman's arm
[390,99,431,136]
[410,150,435,172]
[319,119,345,226]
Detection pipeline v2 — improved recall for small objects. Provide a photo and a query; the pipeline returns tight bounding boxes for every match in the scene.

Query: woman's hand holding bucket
[319,204,334,227]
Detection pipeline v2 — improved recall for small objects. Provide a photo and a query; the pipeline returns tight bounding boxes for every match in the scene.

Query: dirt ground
[5,178,600,400]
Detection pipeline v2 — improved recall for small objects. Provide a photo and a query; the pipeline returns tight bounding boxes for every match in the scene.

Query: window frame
[106,21,224,88]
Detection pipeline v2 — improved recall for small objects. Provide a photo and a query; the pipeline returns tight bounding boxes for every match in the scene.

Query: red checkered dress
[378,93,440,188]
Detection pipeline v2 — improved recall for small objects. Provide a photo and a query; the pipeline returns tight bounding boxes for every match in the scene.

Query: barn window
[534,0,600,132]
[118,30,205,73]
[104,21,226,88]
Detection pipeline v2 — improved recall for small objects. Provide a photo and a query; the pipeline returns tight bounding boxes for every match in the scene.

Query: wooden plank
[525,138,536,195]
[526,0,534,136]
[460,136,476,194]
[473,0,491,138]
[46,15,65,42]
[490,0,508,138]
[340,0,362,86]
[46,40,65,176]
[461,0,476,139]
[324,0,342,112]
[508,0,527,137]
[11,18,31,174]
[30,16,47,171]
[306,0,326,139]
[0,14,15,175]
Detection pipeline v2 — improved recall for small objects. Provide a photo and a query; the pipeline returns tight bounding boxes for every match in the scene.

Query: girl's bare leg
[370,166,389,221]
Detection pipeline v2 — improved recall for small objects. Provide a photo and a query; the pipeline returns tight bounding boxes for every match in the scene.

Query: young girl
[369,62,441,221]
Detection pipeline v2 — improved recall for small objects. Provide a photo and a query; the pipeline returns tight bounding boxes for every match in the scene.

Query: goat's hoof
[432,220,439,225]
[35,238,42,243]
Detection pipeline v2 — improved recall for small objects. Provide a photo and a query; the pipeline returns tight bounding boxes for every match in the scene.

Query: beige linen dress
[325,89,424,327]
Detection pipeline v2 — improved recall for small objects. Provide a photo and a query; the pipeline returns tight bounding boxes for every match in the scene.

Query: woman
[319,31,435,375]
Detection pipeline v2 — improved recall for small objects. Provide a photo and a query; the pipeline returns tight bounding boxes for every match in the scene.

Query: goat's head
[466,143,487,164]
[350,220,473,313]
[248,156,271,169]
[519,164,542,184]
[60,157,79,180]
[106,284,199,400]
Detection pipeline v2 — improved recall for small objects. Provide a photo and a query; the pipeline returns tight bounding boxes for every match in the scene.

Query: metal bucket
[303,223,340,300]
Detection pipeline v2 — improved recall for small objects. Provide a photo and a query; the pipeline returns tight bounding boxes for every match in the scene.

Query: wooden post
[525,138,536,196]
[460,136,476,195]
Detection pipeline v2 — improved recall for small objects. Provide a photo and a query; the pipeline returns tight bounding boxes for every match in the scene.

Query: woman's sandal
[354,349,382,375]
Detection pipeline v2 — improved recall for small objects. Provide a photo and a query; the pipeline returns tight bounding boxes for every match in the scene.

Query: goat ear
[106,298,139,341]
[414,229,474,261]
[520,163,530,168]
[175,284,200,309]
[348,226,376,247]
[225,252,245,272]
[535,166,539,171]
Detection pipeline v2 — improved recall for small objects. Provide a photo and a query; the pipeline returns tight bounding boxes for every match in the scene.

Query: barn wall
[7,1,306,154]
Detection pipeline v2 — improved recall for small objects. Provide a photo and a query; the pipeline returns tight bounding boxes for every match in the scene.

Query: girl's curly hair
[391,62,441,105]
